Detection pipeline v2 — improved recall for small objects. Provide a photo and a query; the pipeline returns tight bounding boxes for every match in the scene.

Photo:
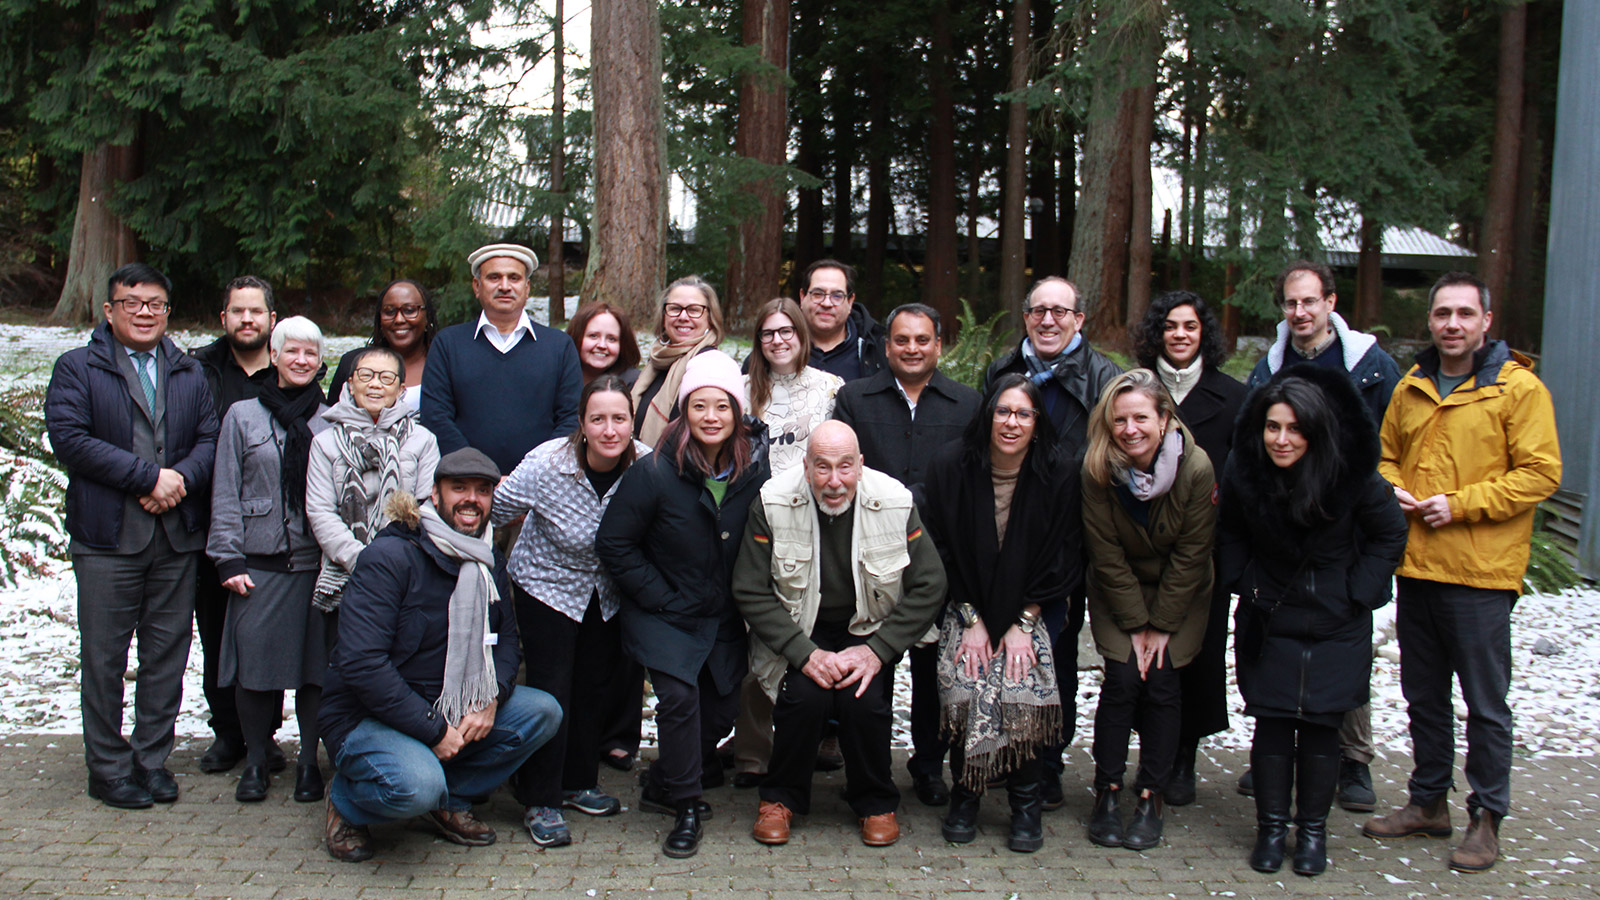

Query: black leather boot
[1122,790,1165,851]
[1167,743,1198,807]
[1086,785,1124,847]
[1248,754,1294,873]
[942,783,981,843]
[1007,782,1044,853]
[662,801,704,859]
[1293,754,1340,876]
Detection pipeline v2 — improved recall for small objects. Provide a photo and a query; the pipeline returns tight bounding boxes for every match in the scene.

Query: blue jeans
[329,686,561,826]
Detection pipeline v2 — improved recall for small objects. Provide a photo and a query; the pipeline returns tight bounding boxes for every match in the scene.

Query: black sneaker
[1337,758,1377,812]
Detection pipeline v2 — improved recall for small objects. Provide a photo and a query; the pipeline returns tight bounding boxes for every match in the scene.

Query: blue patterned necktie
[133,351,156,410]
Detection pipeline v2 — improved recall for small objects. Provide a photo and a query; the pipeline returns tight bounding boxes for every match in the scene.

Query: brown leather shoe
[326,800,374,862]
[1362,796,1452,840]
[752,800,793,845]
[859,811,900,847]
[1449,808,1502,872]
[428,808,498,846]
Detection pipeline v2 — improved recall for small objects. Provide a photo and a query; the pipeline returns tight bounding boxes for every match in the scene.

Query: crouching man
[320,448,561,861]
[732,421,946,847]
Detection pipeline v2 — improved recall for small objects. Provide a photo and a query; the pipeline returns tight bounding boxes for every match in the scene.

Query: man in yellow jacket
[1363,272,1561,874]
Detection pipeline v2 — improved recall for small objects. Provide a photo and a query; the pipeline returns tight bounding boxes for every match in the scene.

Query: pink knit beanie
[677,350,749,412]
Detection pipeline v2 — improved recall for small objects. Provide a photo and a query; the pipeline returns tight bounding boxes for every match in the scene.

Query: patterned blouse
[749,366,843,475]
[491,436,651,622]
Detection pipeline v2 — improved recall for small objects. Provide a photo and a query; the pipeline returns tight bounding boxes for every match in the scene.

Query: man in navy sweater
[421,243,582,479]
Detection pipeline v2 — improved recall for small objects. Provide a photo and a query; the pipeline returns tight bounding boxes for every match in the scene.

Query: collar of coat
[1264,311,1376,376]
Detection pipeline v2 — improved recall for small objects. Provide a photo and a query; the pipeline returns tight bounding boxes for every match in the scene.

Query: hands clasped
[801,646,883,698]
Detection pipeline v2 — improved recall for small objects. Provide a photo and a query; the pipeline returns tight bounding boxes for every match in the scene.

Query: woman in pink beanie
[596,349,771,859]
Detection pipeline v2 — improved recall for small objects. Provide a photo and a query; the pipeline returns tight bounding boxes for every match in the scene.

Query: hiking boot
[1362,796,1452,840]
[1337,758,1377,812]
[325,800,374,862]
[1449,808,1502,872]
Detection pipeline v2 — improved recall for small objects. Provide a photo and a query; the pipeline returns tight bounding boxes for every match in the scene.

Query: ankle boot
[1007,782,1044,853]
[942,783,981,844]
[1449,807,1502,872]
[1248,754,1294,873]
[1122,790,1165,851]
[661,801,704,859]
[1167,743,1198,807]
[1087,785,1124,847]
[1292,753,1340,876]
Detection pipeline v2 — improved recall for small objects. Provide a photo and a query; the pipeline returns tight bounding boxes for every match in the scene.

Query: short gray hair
[270,315,324,356]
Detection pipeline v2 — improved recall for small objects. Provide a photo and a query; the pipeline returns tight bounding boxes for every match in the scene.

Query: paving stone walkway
[0,736,1594,899]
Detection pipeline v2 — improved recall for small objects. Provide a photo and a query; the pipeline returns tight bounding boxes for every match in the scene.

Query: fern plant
[938,300,1014,389]
[1524,508,1581,596]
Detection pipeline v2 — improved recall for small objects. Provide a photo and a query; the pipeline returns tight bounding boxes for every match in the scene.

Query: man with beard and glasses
[319,448,562,862]
[188,275,283,774]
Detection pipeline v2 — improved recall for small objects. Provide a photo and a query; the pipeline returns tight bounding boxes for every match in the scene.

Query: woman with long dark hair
[1130,290,1247,804]
[921,373,1080,854]
[492,376,650,847]
[596,350,770,859]
[1219,366,1405,876]
[1080,369,1216,852]
[567,301,643,387]
[327,280,438,410]
[208,317,333,804]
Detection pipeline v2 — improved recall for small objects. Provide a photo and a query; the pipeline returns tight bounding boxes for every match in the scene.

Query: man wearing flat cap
[421,243,583,478]
[320,447,562,862]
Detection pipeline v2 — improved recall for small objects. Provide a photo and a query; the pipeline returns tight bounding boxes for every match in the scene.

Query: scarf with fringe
[312,399,414,611]
[937,615,1062,791]
[403,494,501,727]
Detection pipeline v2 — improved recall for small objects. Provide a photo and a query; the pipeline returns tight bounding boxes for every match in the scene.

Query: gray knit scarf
[312,400,413,612]
[937,616,1063,792]
[418,500,500,726]
[1120,428,1185,501]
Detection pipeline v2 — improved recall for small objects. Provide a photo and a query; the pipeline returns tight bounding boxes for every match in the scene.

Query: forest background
[0,0,1562,354]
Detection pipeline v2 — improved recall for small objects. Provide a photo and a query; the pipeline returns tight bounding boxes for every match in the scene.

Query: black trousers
[194,555,242,745]
[1253,716,1340,759]
[760,623,899,817]
[646,665,739,805]
[598,660,646,761]
[1042,592,1086,776]
[511,584,620,808]
[1179,575,1232,745]
[905,642,948,780]
[1092,652,1182,793]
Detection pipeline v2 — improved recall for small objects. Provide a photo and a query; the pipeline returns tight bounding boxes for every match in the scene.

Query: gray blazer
[207,398,330,578]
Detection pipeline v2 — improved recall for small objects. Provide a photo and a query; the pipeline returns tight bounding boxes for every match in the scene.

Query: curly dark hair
[1132,290,1229,371]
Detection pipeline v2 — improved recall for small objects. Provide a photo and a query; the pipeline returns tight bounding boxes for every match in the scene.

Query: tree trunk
[861,54,890,311]
[547,0,567,326]
[725,0,790,324]
[53,143,140,323]
[1506,2,1547,351]
[1125,76,1157,333]
[1029,0,1059,280]
[998,0,1031,327]
[1478,1,1525,317]
[1067,75,1137,342]
[923,0,959,332]
[830,64,854,261]
[1356,213,1383,330]
[585,0,665,325]
[1187,84,1209,290]
[1059,123,1076,276]
[792,6,825,293]
[965,148,983,307]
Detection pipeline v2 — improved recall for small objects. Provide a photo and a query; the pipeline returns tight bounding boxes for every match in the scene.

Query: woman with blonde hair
[631,276,726,446]
[1080,368,1216,852]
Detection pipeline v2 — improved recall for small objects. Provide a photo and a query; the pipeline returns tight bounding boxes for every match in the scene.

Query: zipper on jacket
[1297,647,1312,717]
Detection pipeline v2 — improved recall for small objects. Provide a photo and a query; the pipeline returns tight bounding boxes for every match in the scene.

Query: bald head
[806,421,862,515]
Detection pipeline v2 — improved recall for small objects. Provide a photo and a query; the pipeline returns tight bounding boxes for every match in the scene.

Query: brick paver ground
[0,736,1593,899]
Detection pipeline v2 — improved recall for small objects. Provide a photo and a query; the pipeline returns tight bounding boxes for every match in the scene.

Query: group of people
[45,245,1559,878]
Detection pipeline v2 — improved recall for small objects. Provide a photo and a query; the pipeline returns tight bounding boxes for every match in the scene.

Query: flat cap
[434,447,502,483]
[468,243,539,278]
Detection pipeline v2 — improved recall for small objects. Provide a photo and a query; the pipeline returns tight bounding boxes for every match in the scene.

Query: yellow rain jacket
[1378,341,1561,593]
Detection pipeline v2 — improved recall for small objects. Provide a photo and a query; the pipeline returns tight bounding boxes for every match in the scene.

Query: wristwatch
[1016,608,1041,635]
[954,603,980,629]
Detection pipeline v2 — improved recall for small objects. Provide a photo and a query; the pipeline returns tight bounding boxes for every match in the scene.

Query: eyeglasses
[113,298,170,314]
[353,367,400,386]
[381,304,425,321]
[1280,297,1326,313]
[664,303,707,319]
[759,326,797,344]
[805,289,850,305]
[1024,305,1080,322]
[993,405,1039,423]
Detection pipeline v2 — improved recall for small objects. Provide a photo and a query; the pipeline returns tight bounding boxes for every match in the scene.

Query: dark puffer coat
[1217,364,1407,723]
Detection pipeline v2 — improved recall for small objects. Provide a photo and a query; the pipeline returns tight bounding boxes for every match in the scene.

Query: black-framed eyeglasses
[759,326,797,344]
[113,298,170,314]
[1023,305,1079,322]
[993,405,1039,423]
[353,367,400,386]
[664,303,708,319]
[381,304,426,321]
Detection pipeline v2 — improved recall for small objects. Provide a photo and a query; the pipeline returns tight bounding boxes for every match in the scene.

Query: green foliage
[0,386,67,585]
[938,300,1013,389]
[1525,507,1581,596]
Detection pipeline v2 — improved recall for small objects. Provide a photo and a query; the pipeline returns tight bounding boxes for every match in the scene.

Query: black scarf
[257,379,324,514]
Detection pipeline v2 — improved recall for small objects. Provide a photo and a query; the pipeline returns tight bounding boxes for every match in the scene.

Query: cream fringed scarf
[631,328,722,446]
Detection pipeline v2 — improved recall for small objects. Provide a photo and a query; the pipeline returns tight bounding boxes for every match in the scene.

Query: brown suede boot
[1448,808,1502,872]
[1362,796,1452,840]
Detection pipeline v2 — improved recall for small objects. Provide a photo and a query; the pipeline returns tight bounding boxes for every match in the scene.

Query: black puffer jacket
[595,421,770,694]
[1218,364,1407,720]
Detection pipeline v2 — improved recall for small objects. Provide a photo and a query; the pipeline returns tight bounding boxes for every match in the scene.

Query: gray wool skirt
[219,568,333,691]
